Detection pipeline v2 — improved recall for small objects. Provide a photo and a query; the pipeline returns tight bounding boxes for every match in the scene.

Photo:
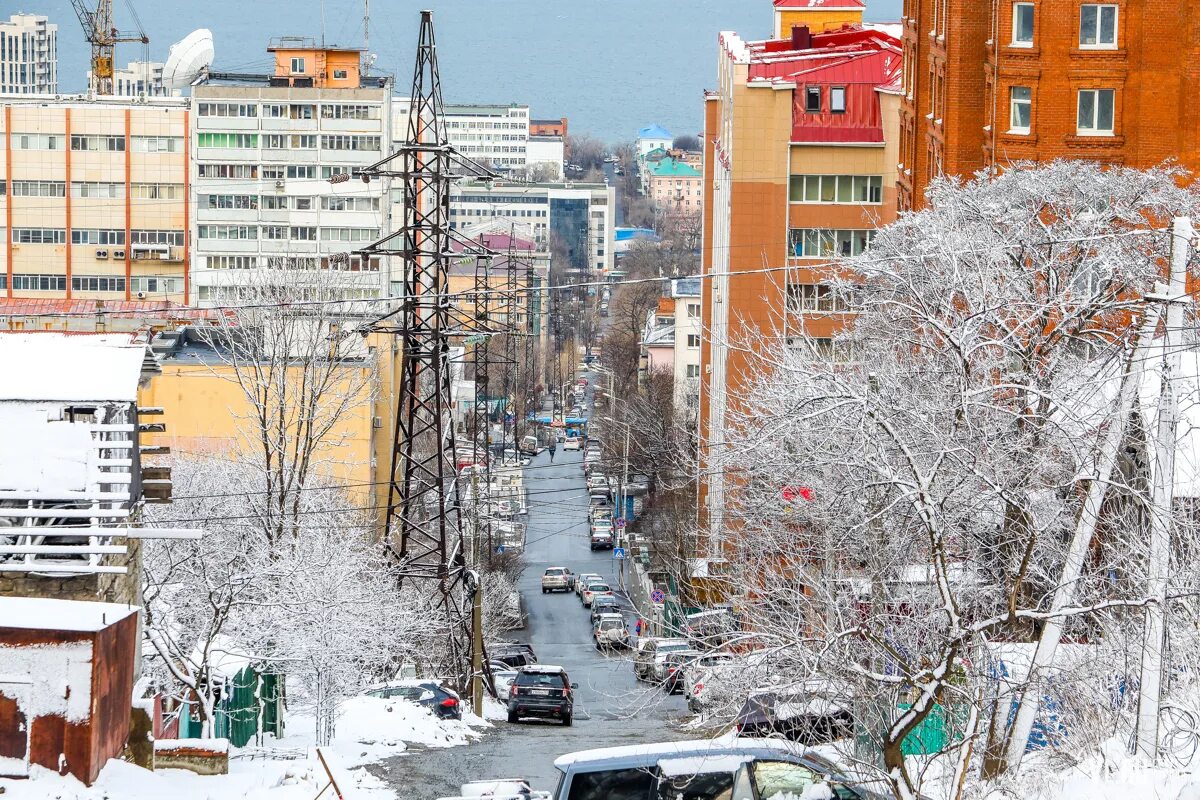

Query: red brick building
[899,0,1200,210]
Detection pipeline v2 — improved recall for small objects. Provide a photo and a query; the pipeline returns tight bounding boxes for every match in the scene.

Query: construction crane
[69,0,149,94]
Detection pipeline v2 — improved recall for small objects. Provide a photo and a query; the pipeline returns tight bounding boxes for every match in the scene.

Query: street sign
[651,589,666,603]
[495,545,505,554]
[615,518,626,529]
[613,547,626,560]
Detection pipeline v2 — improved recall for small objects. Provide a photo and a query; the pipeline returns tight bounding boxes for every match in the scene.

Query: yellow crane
[69,0,149,94]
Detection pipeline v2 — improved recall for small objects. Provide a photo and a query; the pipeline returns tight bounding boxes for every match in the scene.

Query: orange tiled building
[898,0,1200,210]
[698,11,901,552]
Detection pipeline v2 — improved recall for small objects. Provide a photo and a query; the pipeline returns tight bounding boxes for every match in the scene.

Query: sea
[42,0,903,144]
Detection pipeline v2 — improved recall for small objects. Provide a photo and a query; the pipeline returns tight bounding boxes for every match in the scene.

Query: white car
[563,437,582,451]
[492,670,519,701]
[575,573,601,597]
[581,581,613,608]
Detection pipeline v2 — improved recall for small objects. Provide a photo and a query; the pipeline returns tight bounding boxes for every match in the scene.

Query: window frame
[829,86,847,114]
[1011,2,1035,46]
[804,86,822,113]
[290,57,305,74]
[1076,88,1116,136]
[1009,86,1032,134]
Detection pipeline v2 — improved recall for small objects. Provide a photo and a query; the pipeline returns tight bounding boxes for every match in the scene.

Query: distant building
[395,103,531,172]
[526,135,565,179]
[109,60,169,97]
[638,279,702,414]
[648,157,703,215]
[637,124,673,157]
[0,13,57,94]
[0,95,191,303]
[191,41,394,304]
[530,117,568,138]
[774,0,867,38]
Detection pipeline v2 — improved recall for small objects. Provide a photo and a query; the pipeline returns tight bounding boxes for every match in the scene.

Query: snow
[0,405,97,492]
[0,694,492,800]
[0,597,138,632]
[154,738,230,753]
[0,332,151,402]
[0,641,94,723]
[657,754,752,776]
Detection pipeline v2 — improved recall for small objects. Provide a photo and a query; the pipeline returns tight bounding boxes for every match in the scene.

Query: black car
[490,642,538,668]
[734,685,854,745]
[364,680,462,720]
[507,665,578,725]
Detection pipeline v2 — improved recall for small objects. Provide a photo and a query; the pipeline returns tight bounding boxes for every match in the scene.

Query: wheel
[562,711,573,727]
[507,710,520,724]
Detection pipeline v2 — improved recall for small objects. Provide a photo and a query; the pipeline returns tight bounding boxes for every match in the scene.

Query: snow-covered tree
[711,162,1200,799]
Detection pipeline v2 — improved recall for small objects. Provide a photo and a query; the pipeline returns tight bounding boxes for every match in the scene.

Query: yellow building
[774,0,865,38]
[267,38,363,89]
[0,96,191,303]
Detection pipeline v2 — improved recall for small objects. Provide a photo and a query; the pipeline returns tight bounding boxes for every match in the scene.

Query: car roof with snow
[519,664,567,674]
[553,737,836,772]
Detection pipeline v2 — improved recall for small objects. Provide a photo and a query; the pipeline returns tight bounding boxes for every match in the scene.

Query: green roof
[649,157,702,178]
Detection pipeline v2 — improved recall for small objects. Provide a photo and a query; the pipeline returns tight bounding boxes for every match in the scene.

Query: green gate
[177,667,284,747]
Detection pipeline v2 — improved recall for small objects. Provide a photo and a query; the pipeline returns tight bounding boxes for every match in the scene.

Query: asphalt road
[375,392,687,797]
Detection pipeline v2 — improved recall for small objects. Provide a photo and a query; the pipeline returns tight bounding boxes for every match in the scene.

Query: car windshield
[659,643,692,654]
[599,619,624,630]
[588,584,611,592]
[382,685,432,701]
[545,568,565,576]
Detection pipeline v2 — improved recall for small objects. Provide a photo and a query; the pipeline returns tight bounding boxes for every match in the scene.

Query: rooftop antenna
[320,0,326,47]
[362,0,370,76]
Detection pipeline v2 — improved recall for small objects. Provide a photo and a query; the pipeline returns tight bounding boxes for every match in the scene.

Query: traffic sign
[615,518,626,529]
[613,547,626,560]
[495,545,505,554]
[651,589,666,603]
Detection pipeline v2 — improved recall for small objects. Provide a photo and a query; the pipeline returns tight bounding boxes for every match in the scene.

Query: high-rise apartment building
[190,42,394,304]
[1,96,191,302]
[898,0,1200,210]
[698,16,901,550]
[110,61,169,98]
[0,13,57,95]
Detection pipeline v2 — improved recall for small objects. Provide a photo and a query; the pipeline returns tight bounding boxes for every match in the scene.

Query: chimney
[791,25,812,51]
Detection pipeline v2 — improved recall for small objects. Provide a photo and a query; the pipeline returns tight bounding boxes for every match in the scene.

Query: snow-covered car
[734,681,855,745]
[633,638,691,682]
[364,680,461,720]
[437,778,552,800]
[492,670,519,702]
[593,615,630,649]
[581,581,613,608]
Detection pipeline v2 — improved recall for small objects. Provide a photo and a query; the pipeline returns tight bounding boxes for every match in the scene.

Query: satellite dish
[162,29,215,89]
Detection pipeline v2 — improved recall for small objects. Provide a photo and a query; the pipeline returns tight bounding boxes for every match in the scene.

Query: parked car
[661,649,704,694]
[439,778,551,800]
[587,474,609,492]
[563,437,582,451]
[581,581,613,608]
[589,526,614,551]
[589,594,621,623]
[734,681,855,745]
[490,642,537,668]
[364,680,462,720]
[684,608,739,649]
[550,739,890,800]
[593,615,630,650]
[507,665,577,725]
[541,566,572,593]
[519,435,539,455]
[492,670,519,701]
[575,573,601,598]
[634,637,691,682]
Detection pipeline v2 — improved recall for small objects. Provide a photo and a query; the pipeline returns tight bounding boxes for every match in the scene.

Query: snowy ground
[0,695,499,800]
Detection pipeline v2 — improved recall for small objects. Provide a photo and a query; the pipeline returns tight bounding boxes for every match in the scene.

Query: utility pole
[469,570,484,718]
[1135,216,1191,759]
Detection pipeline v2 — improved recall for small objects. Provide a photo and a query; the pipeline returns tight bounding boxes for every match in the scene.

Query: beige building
[1,96,191,303]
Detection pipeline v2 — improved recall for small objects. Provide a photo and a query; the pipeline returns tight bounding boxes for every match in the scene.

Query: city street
[373,396,688,796]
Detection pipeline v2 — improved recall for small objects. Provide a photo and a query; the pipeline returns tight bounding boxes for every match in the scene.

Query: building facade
[898,0,1200,210]
[698,18,901,550]
[111,61,169,98]
[191,45,393,304]
[1,95,191,303]
[0,13,56,95]
[648,157,703,215]
[774,0,867,38]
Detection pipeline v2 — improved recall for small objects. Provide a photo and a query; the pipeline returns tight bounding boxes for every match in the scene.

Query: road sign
[495,545,505,554]
[651,589,665,603]
[615,518,626,529]
[613,547,626,560]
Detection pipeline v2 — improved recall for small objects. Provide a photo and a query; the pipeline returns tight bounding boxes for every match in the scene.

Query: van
[520,435,539,455]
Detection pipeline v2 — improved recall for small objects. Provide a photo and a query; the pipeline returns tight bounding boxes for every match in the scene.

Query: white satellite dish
[162,29,215,89]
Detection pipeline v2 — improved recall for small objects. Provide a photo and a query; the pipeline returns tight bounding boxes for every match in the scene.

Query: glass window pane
[789,176,804,202]
[1080,5,1098,44]
[1014,4,1034,42]
[836,176,852,203]
[804,230,819,256]
[1099,6,1116,44]
[820,230,837,257]
[820,176,836,203]
[1078,90,1095,129]
[804,176,820,202]
[1097,89,1114,131]
[869,176,883,203]
[852,176,868,202]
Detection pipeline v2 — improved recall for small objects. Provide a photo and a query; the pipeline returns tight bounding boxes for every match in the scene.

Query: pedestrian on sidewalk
[549,440,557,462]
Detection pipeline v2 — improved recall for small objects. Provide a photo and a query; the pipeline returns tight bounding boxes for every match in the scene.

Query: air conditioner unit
[136,291,147,299]
[95,249,108,259]
[113,250,126,259]
[275,180,285,191]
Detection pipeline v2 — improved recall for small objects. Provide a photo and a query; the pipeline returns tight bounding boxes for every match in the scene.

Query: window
[131,183,183,200]
[332,69,348,79]
[294,196,314,210]
[206,255,259,270]
[11,274,67,291]
[320,227,380,242]
[262,225,287,240]
[321,104,379,120]
[203,194,259,210]
[14,133,62,150]
[830,86,846,113]
[1077,88,1115,135]
[322,196,380,211]
[1009,86,1032,133]
[197,132,259,149]
[264,134,287,149]
[261,195,288,210]
[198,102,257,117]
[289,134,317,149]
[321,134,381,151]
[804,86,822,113]
[198,163,259,179]
[685,364,701,378]
[71,134,125,152]
[132,136,182,153]
[787,283,851,313]
[261,165,286,180]
[1080,4,1118,48]
[12,180,66,197]
[286,165,316,179]
[13,228,66,244]
[71,229,125,245]
[686,334,701,348]
[72,275,126,292]
[131,230,185,246]
[789,229,876,258]
[262,103,286,118]
[788,175,883,204]
[289,104,315,120]
[198,225,257,240]
[290,57,306,74]
[565,767,656,800]
[289,226,317,241]
[1012,3,1034,45]
[687,303,700,318]
[322,165,352,179]
[131,276,183,293]
[71,181,122,198]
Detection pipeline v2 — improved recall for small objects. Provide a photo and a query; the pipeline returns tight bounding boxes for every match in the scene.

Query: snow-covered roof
[658,754,753,777]
[0,331,155,402]
[554,738,800,770]
[0,596,138,632]
[0,404,98,492]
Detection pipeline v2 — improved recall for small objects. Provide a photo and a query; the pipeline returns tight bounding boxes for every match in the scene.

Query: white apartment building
[671,277,702,415]
[190,83,394,303]
[0,13,57,95]
[526,135,565,180]
[393,102,562,177]
[444,180,615,276]
[111,61,169,98]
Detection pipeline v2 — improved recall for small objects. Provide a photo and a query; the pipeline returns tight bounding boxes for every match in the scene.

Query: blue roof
[615,227,659,243]
[638,124,673,140]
